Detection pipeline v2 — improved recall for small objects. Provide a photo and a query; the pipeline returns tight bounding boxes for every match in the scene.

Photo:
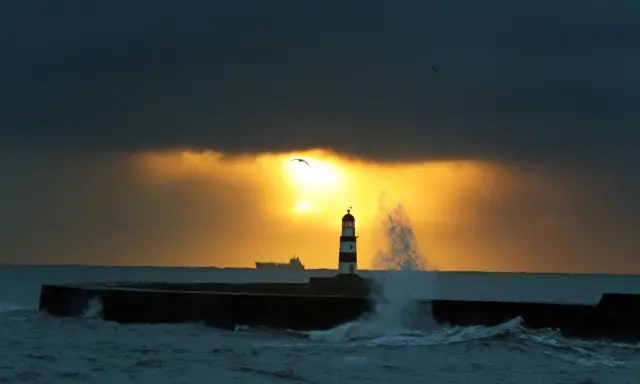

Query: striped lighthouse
[338,208,358,275]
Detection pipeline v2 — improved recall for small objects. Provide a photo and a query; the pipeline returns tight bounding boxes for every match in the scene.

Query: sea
[0,265,638,384]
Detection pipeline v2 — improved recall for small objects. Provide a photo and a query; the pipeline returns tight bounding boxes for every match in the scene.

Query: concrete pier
[431,293,640,341]
[38,271,640,341]
[39,274,379,330]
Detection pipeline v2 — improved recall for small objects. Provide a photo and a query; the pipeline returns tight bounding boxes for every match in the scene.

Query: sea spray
[370,269,434,331]
[81,297,104,319]
[371,201,430,271]
[369,199,437,330]
[307,270,439,343]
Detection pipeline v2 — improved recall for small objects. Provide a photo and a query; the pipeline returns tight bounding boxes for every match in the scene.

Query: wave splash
[308,269,436,344]
[81,297,103,319]
[305,315,637,367]
[371,200,429,271]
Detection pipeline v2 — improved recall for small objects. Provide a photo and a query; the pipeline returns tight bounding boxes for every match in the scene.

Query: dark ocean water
[0,266,638,383]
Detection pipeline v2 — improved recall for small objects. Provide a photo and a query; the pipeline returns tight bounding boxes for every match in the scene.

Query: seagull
[289,158,311,167]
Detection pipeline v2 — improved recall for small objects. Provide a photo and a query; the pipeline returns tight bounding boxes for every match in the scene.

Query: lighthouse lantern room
[338,208,358,275]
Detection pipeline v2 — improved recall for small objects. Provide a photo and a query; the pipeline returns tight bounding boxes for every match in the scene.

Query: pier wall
[38,271,640,341]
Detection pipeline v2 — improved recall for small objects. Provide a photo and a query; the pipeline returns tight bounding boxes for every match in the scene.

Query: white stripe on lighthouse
[339,241,357,253]
[341,227,355,236]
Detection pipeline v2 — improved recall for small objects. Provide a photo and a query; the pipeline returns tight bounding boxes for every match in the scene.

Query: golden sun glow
[284,157,343,193]
[132,148,509,270]
[293,200,313,213]
[8,147,632,274]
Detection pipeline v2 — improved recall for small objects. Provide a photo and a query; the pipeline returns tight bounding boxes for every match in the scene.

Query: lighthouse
[338,208,358,275]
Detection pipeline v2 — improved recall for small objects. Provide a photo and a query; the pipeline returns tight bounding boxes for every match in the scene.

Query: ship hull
[255,262,305,270]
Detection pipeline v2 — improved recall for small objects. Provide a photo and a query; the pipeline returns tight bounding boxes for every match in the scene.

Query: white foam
[81,297,104,319]
[308,269,439,344]
[0,302,23,313]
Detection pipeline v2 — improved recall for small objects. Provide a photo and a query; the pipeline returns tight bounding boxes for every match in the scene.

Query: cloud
[0,1,638,165]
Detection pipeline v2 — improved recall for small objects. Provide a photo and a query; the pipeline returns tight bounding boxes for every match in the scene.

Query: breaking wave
[308,315,521,347]
[0,301,32,322]
[303,316,638,367]
[0,302,24,313]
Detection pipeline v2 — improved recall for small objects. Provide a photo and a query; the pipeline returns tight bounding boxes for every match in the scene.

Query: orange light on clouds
[6,147,629,273]
[131,149,510,270]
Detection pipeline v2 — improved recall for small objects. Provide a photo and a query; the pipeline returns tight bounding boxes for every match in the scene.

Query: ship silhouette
[255,255,305,270]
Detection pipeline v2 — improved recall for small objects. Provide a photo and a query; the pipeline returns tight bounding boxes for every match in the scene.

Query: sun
[285,158,343,193]
[280,155,347,217]
[293,200,313,213]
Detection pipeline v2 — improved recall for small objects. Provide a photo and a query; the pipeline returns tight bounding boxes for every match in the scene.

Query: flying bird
[289,158,311,167]
[431,66,439,75]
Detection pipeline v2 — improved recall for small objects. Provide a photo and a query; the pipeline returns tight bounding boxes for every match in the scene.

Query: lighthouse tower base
[339,262,357,275]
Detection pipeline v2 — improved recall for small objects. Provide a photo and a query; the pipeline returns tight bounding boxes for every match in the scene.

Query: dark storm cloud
[1,0,638,163]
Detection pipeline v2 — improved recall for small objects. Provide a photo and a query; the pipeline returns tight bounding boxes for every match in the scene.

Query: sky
[0,1,639,272]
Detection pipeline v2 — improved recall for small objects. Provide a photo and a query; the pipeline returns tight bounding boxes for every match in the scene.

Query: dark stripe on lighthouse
[340,235,357,242]
[339,252,357,263]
